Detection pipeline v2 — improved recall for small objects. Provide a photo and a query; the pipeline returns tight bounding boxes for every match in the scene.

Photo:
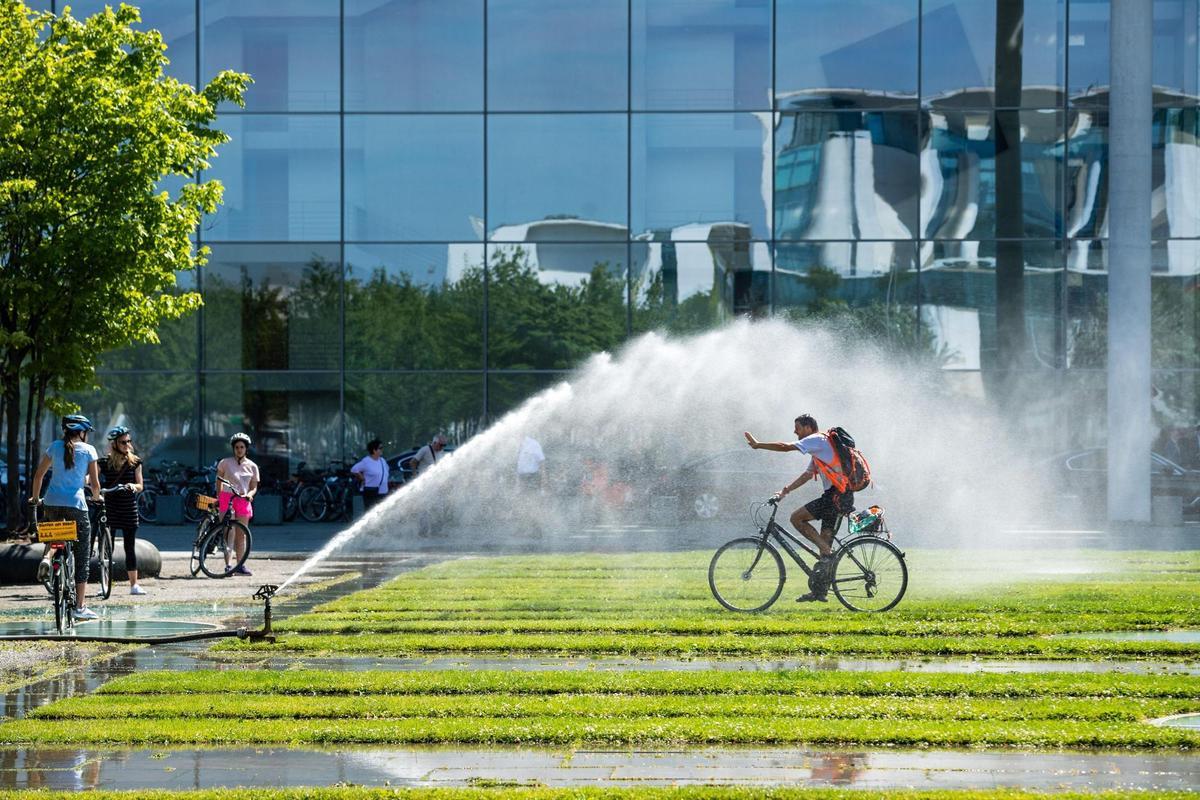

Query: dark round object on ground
[0,539,161,584]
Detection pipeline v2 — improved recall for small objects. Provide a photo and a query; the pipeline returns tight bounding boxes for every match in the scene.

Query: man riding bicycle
[744,413,853,602]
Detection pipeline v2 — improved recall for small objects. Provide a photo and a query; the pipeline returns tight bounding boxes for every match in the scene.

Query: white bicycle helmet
[229,432,252,447]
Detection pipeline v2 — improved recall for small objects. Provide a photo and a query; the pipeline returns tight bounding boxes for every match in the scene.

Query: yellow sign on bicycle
[37,520,78,542]
[195,495,217,511]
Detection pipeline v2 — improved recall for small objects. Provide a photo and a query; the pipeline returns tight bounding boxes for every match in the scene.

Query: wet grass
[220,550,1200,659]
[4,669,1198,748]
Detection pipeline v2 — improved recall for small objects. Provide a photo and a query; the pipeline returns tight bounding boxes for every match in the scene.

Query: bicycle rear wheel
[97,526,113,600]
[297,485,328,522]
[138,489,158,523]
[52,559,66,634]
[198,521,251,578]
[182,487,206,524]
[831,536,908,612]
[708,537,786,613]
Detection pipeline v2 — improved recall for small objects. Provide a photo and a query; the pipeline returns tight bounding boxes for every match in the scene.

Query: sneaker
[130,585,146,596]
[796,592,828,603]
[73,607,99,621]
[36,558,51,583]
[233,565,252,576]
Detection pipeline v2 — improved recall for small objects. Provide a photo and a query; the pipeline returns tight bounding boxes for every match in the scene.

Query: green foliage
[0,1,247,521]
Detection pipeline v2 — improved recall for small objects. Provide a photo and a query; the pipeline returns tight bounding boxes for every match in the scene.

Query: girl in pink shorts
[216,433,260,575]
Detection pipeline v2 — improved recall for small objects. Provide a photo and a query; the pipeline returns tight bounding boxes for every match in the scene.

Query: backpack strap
[811,433,849,493]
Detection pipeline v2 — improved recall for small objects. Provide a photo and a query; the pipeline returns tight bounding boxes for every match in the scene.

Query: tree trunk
[3,366,21,532]
[31,374,46,480]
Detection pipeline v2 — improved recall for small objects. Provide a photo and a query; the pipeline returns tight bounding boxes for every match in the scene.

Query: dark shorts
[804,488,855,532]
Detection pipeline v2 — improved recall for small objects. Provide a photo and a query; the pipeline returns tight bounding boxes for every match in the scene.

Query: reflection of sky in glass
[344,0,483,111]
[775,0,919,99]
[203,0,340,112]
[631,113,771,238]
[631,0,770,110]
[487,114,627,235]
[488,0,627,111]
[344,116,483,242]
[1068,0,1108,96]
[67,0,196,85]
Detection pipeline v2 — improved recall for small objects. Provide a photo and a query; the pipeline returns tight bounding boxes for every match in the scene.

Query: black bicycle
[189,478,253,578]
[30,506,78,634]
[709,497,908,613]
[88,486,125,600]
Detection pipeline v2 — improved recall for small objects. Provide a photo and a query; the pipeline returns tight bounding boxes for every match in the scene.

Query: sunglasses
[116,439,132,446]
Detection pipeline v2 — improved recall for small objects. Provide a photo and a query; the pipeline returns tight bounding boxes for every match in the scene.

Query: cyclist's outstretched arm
[744,432,794,453]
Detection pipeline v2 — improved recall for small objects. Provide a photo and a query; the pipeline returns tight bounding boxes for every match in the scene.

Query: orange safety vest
[810,435,849,493]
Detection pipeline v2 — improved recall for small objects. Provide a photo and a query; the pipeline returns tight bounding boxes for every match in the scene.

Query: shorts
[804,488,855,532]
[218,491,253,519]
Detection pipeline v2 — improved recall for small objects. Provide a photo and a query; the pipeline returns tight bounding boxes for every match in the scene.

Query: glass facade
[45,0,1200,466]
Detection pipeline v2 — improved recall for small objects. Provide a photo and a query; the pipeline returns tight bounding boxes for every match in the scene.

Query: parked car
[145,435,291,482]
[1046,447,1200,516]
[386,445,456,487]
[665,448,803,519]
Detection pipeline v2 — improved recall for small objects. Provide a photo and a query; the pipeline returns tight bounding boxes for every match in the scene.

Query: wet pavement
[0,620,218,638]
[0,745,1196,790]
[1155,713,1200,730]
[1059,630,1200,643]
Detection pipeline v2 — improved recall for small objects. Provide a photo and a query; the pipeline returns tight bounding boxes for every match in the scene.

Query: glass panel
[204,115,340,241]
[632,240,771,332]
[202,0,340,112]
[487,243,628,369]
[101,272,199,370]
[487,0,627,111]
[344,0,483,111]
[1153,371,1200,469]
[344,115,483,242]
[1067,0,1108,103]
[1066,255,1106,368]
[487,114,627,238]
[631,113,771,240]
[345,373,484,456]
[202,372,340,479]
[69,0,196,84]
[202,244,341,371]
[631,0,770,111]
[923,109,1064,239]
[920,241,1064,370]
[1065,105,1107,240]
[487,372,567,420]
[1154,108,1200,238]
[1153,0,1200,103]
[921,0,1065,107]
[774,0,918,106]
[344,244,485,370]
[1152,240,1200,369]
[775,110,920,240]
[72,373,199,470]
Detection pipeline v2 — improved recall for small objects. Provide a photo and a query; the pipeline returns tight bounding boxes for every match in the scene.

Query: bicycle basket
[195,495,218,511]
[36,520,78,542]
[848,505,886,536]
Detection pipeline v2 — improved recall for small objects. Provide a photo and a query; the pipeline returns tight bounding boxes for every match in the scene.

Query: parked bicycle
[138,460,188,523]
[297,460,354,522]
[181,464,217,524]
[189,477,253,578]
[31,508,79,634]
[709,497,908,613]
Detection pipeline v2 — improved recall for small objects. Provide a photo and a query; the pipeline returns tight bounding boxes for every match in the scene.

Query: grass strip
[93,669,1200,699]
[29,692,1198,723]
[4,715,1197,747]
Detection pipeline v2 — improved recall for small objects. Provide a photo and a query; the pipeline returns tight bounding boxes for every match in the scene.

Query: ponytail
[62,431,79,470]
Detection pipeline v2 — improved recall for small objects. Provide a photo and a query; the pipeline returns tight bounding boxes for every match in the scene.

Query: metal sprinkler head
[251,584,279,641]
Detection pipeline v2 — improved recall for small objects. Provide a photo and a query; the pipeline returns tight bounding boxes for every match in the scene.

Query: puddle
[1057,630,1200,643]
[0,620,218,638]
[1154,713,1200,730]
[0,745,1196,790]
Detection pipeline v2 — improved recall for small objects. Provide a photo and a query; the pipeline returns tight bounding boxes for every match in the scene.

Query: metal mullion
[339,0,346,461]
[482,0,489,425]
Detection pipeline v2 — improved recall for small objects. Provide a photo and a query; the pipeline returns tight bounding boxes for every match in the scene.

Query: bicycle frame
[754,500,869,583]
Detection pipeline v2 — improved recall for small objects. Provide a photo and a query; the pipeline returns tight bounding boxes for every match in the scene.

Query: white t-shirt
[411,444,439,476]
[793,433,839,490]
[516,436,545,475]
[217,456,260,496]
[351,455,389,493]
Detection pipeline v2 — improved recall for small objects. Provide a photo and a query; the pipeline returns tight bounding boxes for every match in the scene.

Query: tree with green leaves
[0,2,248,527]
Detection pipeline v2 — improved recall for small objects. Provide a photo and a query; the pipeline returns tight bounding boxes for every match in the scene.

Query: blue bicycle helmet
[107,425,130,441]
[61,414,94,432]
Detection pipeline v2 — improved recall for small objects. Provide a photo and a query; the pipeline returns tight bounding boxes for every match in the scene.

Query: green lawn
[221,550,1200,659]
[0,790,1193,800]
[4,669,1197,748]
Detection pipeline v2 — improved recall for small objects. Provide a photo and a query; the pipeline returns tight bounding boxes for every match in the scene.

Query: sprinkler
[246,584,279,642]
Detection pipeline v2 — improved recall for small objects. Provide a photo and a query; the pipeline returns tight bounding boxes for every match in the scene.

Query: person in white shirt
[407,434,447,479]
[351,439,389,512]
[216,433,259,576]
[744,413,851,603]
[516,435,546,491]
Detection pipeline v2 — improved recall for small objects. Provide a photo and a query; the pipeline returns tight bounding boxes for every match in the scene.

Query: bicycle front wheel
[709,537,785,613]
[198,521,251,578]
[138,489,158,523]
[831,536,908,612]
[297,485,328,522]
[98,527,113,600]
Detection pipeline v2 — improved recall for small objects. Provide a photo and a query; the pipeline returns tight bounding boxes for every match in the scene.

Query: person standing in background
[352,439,389,512]
[516,435,546,492]
[99,426,145,595]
